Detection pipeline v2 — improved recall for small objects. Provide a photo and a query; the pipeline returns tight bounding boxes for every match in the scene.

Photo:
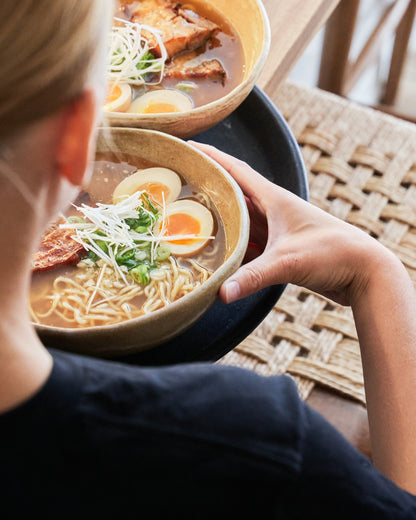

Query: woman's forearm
[189,141,416,493]
[351,248,416,494]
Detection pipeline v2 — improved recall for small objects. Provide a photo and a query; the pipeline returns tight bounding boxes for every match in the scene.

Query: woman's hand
[190,141,387,306]
[191,141,416,494]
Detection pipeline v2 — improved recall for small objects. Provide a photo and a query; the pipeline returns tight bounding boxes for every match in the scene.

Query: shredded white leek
[59,192,214,283]
[61,191,156,280]
[108,18,168,86]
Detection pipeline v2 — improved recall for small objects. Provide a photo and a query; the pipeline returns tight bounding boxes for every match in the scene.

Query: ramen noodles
[30,154,226,328]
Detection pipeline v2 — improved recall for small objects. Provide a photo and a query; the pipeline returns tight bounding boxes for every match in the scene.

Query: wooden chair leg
[317,0,360,96]
[382,0,416,105]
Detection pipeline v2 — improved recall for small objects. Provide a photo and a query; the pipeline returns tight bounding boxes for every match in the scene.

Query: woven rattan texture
[219,81,416,406]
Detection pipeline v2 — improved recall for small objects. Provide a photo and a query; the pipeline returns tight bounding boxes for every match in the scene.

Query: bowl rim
[104,0,271,120]
[34,127,250,336]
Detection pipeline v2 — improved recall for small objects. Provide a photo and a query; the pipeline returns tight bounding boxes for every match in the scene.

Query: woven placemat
[219,81,416,406]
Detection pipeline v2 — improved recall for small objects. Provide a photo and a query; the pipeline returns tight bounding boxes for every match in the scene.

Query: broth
[30,154,226,329]
[111,0,245,109]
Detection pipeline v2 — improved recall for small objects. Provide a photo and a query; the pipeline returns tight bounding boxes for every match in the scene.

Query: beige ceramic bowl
[35,127,249,357]
[105,0,271,138]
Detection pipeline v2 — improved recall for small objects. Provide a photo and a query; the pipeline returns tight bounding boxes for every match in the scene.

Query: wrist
[347,240,407,309]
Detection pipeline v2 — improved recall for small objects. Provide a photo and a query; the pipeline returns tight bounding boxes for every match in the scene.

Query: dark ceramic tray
[119,86,309,366]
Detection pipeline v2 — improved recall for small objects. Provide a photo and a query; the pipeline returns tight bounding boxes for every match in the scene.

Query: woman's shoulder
[61,349,306,471]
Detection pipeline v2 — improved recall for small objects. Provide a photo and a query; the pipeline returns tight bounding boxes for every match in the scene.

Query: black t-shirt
[0,349,415,519]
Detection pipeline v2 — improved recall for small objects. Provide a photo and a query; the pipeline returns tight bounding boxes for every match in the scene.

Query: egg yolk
[106,84,121,104]
[165,213,201,245]
[140,183,170,206]
[143,102,180,114]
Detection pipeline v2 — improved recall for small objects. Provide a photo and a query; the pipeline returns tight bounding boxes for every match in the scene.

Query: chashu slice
[164,51,226,83]
[120,0,220,59]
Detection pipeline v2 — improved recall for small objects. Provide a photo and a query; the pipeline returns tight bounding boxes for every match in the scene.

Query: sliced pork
[120,0,221,59]
[165,53,226,83]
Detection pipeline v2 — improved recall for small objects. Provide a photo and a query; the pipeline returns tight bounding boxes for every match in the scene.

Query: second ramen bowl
[35,127,249,357]
[106,0,271,138]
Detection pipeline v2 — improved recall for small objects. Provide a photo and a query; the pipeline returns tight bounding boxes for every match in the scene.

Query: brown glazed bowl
[105,0,271,138]
[34,127,250,357]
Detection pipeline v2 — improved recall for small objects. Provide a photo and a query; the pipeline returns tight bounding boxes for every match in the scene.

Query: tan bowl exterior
[35,128,250,356]
[105,0,271,138]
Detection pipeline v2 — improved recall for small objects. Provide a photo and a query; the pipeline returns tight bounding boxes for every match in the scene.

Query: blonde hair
[0,0,113,138]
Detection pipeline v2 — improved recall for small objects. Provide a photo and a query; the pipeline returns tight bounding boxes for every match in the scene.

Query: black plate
[118,86,308,366]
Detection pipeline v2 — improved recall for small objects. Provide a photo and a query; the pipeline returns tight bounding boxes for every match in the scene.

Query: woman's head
[0,0,113,264]
[0,0,112,139]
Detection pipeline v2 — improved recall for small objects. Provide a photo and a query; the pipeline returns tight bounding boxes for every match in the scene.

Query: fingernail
[224,280,240,302]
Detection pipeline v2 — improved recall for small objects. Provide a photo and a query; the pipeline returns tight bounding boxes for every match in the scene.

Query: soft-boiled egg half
[103,82,132,112]
[113,167,182,206]
[127,89,193,114]
[156,199,214,256]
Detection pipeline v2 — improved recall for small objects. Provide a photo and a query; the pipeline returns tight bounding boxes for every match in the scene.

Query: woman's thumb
[220,256,282,303]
